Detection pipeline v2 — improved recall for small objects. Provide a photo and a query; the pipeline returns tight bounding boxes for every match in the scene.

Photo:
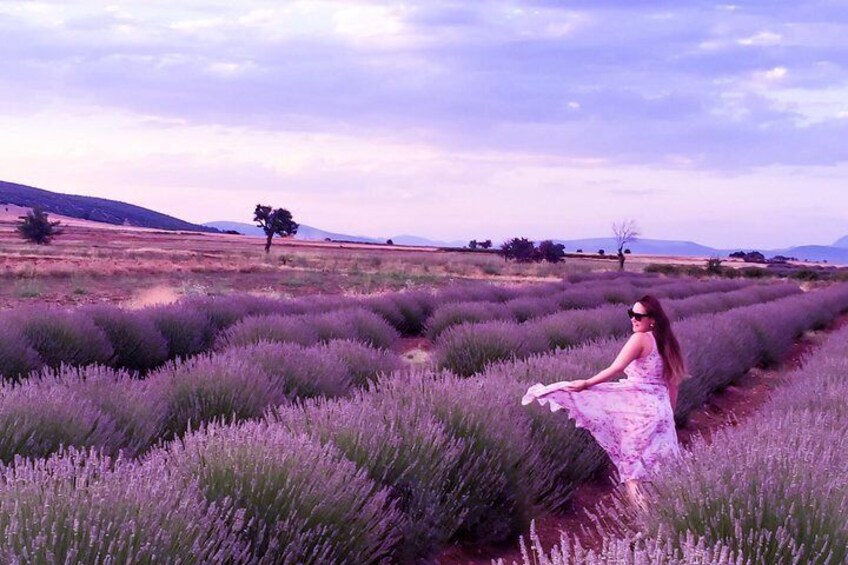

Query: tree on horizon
[254,204,298,254]
[613,220,640,270]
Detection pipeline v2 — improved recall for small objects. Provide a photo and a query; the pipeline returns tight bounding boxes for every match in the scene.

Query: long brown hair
[638,295,687,403]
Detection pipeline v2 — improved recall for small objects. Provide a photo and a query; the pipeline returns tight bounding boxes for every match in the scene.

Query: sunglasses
[627,308,650,321]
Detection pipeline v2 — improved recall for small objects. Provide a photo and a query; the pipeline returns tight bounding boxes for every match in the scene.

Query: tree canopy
[17,207,63,245]
[254,204,298,253]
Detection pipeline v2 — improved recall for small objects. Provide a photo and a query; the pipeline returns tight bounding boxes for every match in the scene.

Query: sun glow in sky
[1,0,847,248]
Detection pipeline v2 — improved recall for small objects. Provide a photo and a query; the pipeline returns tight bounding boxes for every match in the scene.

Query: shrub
[9,307,113,368]
[434,321,548,376]
[80,305,169,372]
[374,370,540,543]
[790,268,821,281]
[228,342,351,399]
[186,294,283,331]
[272,393,473,562]
[16,206,63,244]
[512,526,743,564]
[705,256,723,274]
[0,376,124,462]
[61,365,158,456]
[537,240,565,263]
[362,294,408,331]
[426,301,508,340]
[216,314,319,349]
[147,303,215,359]
[0,326,41,382]
[637,412,848,565]
[390,291,435,335]
[0,449,247,563]
[740,266,769,278]
[500,237,538,262]
[322,339,405,388]
[311,309,400,349]
[142,352,292,441]
[164,420,401,563]
[534,305,628,350]
[503,296,559,323]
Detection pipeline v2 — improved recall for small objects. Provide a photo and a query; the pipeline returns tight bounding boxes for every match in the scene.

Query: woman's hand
[561,379,590,392]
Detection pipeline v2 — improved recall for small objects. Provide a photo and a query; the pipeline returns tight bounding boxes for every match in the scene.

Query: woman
[522,295,686,510]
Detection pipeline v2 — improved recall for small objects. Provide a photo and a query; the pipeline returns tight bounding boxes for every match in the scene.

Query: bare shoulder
[629,332,653,354]
[628,332,652,345]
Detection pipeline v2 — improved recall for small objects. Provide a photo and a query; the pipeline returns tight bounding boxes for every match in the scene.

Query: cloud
[1,1,847,171]
[0,1,847,248]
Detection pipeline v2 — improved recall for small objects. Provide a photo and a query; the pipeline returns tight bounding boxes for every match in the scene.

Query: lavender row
[0,301,401,382]
[0,287,845,563]
[434,282,801,376]
[425,278,750,340]
[0,340,404,462]
[510,314,848,564]
[0,273,663,381]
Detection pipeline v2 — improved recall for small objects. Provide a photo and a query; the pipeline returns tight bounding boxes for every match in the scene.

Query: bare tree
[612,220,640,270]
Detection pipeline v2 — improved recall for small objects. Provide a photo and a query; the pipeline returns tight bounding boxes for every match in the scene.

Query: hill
[0,180,218,233]
[770,245,848,264]
[834,235,848,248]
[204,221,466,247]
[553,237,718,257]
[204,221,383,243]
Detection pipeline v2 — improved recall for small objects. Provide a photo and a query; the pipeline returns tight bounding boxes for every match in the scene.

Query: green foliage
[253,204,298,254]
[499,237,537,262]
[537,240,565,263]
[705,256,723,275]
[16,207,63,245]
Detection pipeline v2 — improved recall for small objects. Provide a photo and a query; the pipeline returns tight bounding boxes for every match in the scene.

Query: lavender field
[0,274,846,563]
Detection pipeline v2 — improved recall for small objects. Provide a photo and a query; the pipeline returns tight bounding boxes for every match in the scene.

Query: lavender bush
[0,449,249,563]
[373,370,541,543]
[0,375,124,462]
[425,301,510,340]
[142,352,292,442]
[216,314,320,349]
[504,525,745,565]
[434,321,549,376]
[311,308,400,349]
[81,304,169,372]
[8,307,113,369]
[230,342,351,399]
[164,421,401,563]
[147,303,216,359]
[0,326,40,382]
[322,339,405,388]
[272,392,475,562]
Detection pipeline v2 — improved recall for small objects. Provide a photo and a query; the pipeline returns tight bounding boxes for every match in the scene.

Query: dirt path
[436,315,848,565]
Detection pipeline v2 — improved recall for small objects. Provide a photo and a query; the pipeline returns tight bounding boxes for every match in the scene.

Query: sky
[0,1,847,249]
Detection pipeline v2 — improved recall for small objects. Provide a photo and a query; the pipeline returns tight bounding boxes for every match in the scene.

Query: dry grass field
[0,206,628,308]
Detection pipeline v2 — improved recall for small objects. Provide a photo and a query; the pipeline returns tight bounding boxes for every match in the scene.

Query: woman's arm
[542,333,646,393]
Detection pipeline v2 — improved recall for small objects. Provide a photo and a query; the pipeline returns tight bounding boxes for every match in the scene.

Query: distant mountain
[205,219,848,264]
[0,180,218,233]
[203,221,468,247]
[769,245,848,263]
[554,237,719,257]
[834,235,848,248]
[204,221,383,243]
[389,234,466,247]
